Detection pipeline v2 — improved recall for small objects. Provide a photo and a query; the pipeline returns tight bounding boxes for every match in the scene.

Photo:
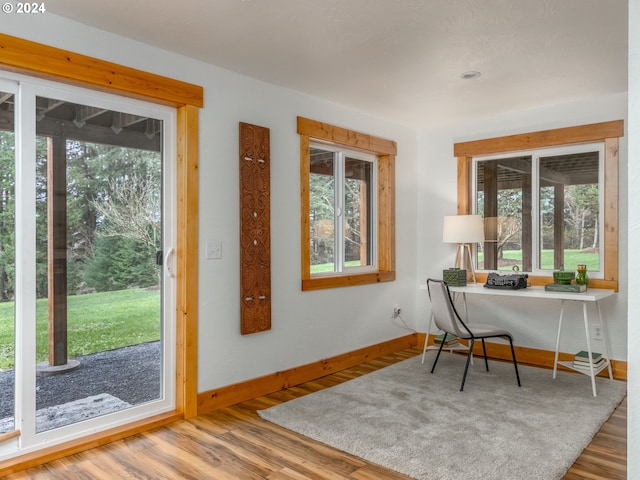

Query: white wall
[416,93,628,360]
[1,15,420,392]
[197,75,420,390]
[627,0,638,477]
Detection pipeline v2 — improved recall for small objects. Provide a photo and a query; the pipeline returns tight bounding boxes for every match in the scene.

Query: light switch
[206,239,222,259]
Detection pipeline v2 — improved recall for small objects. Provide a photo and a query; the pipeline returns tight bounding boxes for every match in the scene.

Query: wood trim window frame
[0,32,201,472]
[454,120,623,291]
[298,116,396,291]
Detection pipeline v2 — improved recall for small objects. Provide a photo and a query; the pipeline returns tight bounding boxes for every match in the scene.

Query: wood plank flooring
[5,348,627,479]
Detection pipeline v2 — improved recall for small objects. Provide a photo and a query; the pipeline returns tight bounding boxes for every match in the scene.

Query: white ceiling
[47,0,628,128]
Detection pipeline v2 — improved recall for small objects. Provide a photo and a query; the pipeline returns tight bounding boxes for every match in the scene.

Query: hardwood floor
[5,348,626,479]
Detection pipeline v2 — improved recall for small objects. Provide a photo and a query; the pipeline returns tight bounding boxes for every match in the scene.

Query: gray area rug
[258,353,626,480]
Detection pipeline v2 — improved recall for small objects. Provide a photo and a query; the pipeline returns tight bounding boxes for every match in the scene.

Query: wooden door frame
[0,34,202,419]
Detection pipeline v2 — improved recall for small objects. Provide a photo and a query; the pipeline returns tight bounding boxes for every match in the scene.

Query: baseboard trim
[197,334,420,414]
[421,333,627,381]
[0,410,183,477]
[198,332,626,416]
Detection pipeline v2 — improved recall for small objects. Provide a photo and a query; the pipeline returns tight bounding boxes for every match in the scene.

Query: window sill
[302,271,395,291]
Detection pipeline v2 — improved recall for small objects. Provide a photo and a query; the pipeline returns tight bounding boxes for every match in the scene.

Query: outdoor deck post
[553,183,565,269]
[47,135,68,367]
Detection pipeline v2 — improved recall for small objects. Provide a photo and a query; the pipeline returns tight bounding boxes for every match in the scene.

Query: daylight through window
[474,144,604,277]
[310,144,376,275]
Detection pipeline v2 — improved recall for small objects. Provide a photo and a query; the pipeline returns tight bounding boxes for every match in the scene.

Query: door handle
[164,248,176,278]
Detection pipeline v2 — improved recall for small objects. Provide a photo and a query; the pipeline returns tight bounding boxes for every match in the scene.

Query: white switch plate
[206,239,222,259]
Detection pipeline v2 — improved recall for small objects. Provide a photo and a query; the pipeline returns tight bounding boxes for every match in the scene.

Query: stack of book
[433,333,459,348]
[544,283,587,293]
[572,350,605,372]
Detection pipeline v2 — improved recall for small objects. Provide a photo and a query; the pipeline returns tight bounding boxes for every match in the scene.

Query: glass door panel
[0,75,175,458]
[33,96,163,432]
[0,90,16,434]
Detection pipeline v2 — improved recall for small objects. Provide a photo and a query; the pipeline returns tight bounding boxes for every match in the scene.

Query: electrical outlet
[591,323,602,340]
[392,305,402,318]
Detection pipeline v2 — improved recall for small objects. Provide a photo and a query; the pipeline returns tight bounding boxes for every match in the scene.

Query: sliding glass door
[0,74,176,457]
[0,83,16,436]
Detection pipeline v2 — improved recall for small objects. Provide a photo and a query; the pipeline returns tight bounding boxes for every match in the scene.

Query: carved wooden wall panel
[239,122,271,334]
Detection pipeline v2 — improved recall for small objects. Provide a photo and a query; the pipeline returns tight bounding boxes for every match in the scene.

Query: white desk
[422,283,616,396]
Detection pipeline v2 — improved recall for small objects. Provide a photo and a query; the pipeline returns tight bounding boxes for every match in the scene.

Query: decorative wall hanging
[239,122,271,334]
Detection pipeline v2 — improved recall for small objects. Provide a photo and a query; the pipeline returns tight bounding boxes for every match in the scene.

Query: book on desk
[545,283,587,293]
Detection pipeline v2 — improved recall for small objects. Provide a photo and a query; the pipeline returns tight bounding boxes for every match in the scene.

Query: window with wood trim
[298,117,396,290]
[454,120,623,291]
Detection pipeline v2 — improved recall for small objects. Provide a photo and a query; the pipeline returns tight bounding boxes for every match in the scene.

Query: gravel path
[0,341,161,420]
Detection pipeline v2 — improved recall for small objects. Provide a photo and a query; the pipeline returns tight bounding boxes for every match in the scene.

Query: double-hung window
[298,117,396,291]
[309,143,377,275]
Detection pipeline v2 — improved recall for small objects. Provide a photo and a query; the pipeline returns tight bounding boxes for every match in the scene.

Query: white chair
[426,278,521,391]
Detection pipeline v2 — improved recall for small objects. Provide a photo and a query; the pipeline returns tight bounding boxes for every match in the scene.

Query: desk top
[420,283,616,302]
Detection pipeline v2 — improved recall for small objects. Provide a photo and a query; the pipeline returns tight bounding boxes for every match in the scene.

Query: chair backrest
[427,278,471,338]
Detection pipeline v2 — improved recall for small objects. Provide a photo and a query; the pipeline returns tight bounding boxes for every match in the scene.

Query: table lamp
[442,215,484,283]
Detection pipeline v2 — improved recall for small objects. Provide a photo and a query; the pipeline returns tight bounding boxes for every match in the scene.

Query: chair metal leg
[430,332,447,374]
[481,339,489,371]
[509,338,521,387]
[460,339,474,391]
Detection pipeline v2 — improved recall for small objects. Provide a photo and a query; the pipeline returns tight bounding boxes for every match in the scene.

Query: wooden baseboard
[198,332,626,416]
[197,334,420,414]
[0,411,183,477]
[421,333,627,381]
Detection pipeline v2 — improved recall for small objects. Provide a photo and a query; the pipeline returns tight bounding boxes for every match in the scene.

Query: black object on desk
[484,272,528,290]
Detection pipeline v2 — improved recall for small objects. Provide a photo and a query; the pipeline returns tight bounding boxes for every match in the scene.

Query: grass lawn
[0,288,160,370]
[311,260,367,273]
[314,250,600,274]
[480,249,599,272]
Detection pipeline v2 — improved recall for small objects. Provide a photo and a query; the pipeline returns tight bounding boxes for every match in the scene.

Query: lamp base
[454,244,477,283]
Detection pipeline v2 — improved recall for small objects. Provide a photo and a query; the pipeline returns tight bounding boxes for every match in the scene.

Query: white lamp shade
[442,215,485,243]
